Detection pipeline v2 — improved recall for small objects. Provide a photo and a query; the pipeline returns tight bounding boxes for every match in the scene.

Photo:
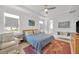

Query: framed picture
[58,21,70,28]
[28,20,35,26]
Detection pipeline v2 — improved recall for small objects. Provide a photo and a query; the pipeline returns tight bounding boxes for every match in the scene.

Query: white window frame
[4,12,20,32]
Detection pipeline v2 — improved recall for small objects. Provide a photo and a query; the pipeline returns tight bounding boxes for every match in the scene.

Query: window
[4,12,20,32]
[39,21,44,31]
[39,21,43,24]
[50,20,53,29]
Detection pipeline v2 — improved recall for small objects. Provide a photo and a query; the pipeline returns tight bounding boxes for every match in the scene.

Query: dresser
[71,33,79,54]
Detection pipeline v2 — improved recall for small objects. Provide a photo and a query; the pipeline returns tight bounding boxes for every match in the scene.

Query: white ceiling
[17,5,79,18]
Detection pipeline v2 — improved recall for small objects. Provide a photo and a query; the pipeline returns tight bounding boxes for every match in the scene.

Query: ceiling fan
[44,5,56,14]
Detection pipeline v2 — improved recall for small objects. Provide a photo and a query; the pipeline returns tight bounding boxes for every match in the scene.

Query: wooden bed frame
[23,29,38,34]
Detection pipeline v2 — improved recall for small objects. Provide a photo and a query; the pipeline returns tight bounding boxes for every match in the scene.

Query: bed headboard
[23,29,38,35]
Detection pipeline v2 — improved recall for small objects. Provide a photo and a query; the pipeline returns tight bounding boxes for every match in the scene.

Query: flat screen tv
[28,20,35,26]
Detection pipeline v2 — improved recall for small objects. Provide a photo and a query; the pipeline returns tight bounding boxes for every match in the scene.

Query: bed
[24,32,54,53]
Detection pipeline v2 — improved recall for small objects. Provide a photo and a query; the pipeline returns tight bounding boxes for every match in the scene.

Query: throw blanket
[25,32,54,53]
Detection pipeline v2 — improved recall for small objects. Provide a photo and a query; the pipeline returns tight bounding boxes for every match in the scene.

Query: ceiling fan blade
[47,7,56,10]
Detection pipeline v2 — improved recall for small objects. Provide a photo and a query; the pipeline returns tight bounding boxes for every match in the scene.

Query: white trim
[4,12,19,19]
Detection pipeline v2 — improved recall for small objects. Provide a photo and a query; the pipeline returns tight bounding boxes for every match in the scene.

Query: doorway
[76,21,79,33]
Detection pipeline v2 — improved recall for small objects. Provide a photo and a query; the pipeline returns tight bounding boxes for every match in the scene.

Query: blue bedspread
[25,32,54,53]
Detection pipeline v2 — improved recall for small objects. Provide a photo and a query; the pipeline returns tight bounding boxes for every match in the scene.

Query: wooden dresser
[71,33,79,54]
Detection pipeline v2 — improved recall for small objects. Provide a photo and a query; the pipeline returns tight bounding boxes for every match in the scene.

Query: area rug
[42,40,71,54]
[23,40,71,54]
[23,45,36,54]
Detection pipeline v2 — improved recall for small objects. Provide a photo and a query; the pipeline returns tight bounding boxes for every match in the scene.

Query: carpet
[42,40,71,54]
[23,45,36,54]
[23,40,71,54]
